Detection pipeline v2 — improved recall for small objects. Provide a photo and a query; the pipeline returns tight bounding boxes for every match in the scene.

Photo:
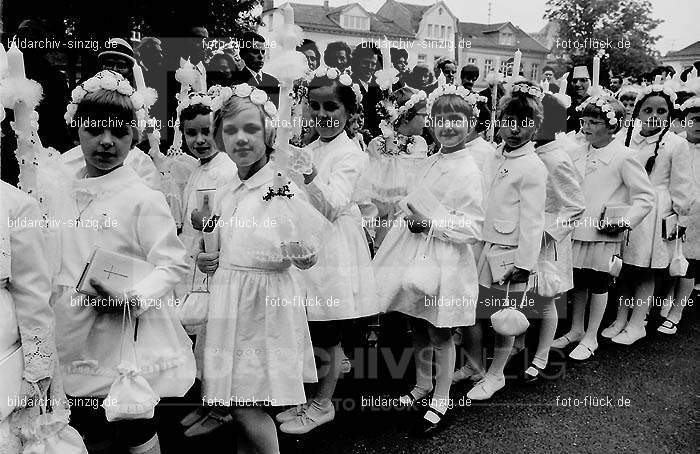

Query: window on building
[440,25,446,39]
[468,57,477,65]
[530,63,539,80]
[447,26,452,38]
[500,60,509,74]
[417,54,427,64]
[439,7,443,15]
[500,32,514,46]
[484,58,493,73]
[428,24,433,37]
[342,15,368,30]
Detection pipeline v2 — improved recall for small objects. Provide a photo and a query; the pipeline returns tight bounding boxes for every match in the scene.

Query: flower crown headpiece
[635,84,679,109]
[576,95,619,125]
[65,70,156,131]
[426,84,486,116]
[377,90,428,124]
[511,83,545,100]
[310,66,362,106]
[209,83,278,119]
[176,90,217,112]
[679,96,700,112]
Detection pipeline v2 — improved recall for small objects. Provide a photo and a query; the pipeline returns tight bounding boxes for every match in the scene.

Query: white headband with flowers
[377,90,428,138]
[210,83,278,118]
[426,84,486,115]
[679,96,700,112]
[576,95,619,125]
[65,70,156,131]
[310,66,363,106]
[511,83,545,100]
[635,83,679,109]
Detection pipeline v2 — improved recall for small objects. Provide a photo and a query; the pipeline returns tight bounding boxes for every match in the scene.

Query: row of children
[1,56,698,453]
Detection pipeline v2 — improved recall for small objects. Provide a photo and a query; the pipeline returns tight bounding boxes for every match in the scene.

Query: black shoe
[411,406,446,438]
[522,364,544,384]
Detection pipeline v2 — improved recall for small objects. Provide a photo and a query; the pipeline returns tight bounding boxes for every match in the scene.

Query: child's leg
[425,324,454,413]
[231,407,280,454]
[117,419,160,454]
[570,272,611,359]
[409,319,434,399]
[453,321,485,383]
[532,296,558,370]
[627,271,655,328]
[664,277,694,326]
[553,285,586,347]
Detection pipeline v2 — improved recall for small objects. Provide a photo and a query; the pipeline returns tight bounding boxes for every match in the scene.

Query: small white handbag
[669,232,689,277]
[402,225,440,297]
[490,282,531,337]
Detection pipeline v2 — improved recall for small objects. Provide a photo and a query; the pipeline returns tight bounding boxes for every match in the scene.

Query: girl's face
[621,97,636,120]
[499,114,537,149]
[308,84,348,140]
[335,50,348,70]
[397,108,428,136]
[79,123,133,176]
[579,115,613,148]
[637,95,670,134]
[184,113,217,160]
[442,63,456,84]
[303,49,318,70]
[686,111,700,143]
[432,110,471,150]
[220,106,267,169]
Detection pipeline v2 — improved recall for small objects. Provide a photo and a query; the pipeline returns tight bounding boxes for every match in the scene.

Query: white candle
[7,41,25,79]
[559,72,569,94]
[653,74,663,85]
[494,56,501,74]
[542,80,550,93]
[512,49,522,78]
[132,63,147,92]
[0,43,8,77]
[281,2,294,25]
[592,56,600,87]
[381,36,392,70]
[691,67,698,79]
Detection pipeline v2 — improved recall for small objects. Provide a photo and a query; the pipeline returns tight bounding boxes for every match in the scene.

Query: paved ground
[155,293,698,454]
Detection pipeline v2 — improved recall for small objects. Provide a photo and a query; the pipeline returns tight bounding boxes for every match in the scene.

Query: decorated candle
[0,43,8,77]
[542,80,550,93]
[592,56,600,87]
[512,49,522,78]
[7,41,26,79]
[559,72,569,95]
[132,63,147,92]
[281,2,294,25]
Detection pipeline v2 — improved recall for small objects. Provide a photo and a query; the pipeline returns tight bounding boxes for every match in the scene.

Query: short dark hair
[238,31,265,54]
[460,64,479,80]
[390,47,408,63]
[542,66,555,73]
[297,39,320,63]
[324,41,352,66]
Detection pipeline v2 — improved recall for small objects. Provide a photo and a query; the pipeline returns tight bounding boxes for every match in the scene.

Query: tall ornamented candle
[132,63,147,92]
[7,41,26,79]
[281,2,294,25]
[381,37,392,71]
[494,56,501,76]
[592,56,600,87]
[512,49,522,79]
[542,80,550,93]
[559,72,569,94]
[0,43,8,77]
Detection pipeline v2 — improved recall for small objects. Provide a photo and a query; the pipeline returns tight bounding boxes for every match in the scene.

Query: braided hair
[623,91,675,174]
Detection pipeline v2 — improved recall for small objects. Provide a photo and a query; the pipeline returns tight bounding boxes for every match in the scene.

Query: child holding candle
[196,84,325,453]
[53,70,196,454]
[603,86,693,345]
[277,67,378,435]
[553,95,654,358]
[374,83,484,436]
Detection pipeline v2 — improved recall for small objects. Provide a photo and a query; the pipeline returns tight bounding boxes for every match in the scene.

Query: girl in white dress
[466,82,548,401]
[172,95,237,438]
[553,95,654,359]
[277,68,378,435]
[0,181,57,453]
[605,87,692,345]
[196,84,325,453]
[374,84,484,436]
[54,71,196,454]
[657,97,700,334]
[360,86,429,248]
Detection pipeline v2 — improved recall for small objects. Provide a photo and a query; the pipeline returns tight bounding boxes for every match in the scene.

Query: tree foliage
[544,0,662,76]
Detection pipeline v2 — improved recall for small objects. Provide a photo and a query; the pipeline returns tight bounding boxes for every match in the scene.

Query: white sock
[129,434,160,454]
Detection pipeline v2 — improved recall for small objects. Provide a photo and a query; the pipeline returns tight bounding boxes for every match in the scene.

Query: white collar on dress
[230,161,273,190]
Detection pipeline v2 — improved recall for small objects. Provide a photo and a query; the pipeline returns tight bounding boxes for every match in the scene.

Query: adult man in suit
[351,43,383,144]
[232,31,280,107]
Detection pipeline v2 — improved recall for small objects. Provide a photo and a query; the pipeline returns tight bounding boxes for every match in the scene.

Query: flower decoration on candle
[426,84,486,116]
[576,95,619,125]
[374,36,400,91]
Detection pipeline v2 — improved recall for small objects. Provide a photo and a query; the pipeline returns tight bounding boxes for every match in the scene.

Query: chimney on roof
[323,0,329,9]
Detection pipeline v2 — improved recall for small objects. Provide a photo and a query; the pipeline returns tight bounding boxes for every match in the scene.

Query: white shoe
[466,374,505,401]
[275,403,308,423]
[657,318,678,335]
[452,363,485,384]
[551,332,583,349]
[611,325,646,345]
[279,404,335,435]
[601,323,625,339]
[569,341,597,361]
